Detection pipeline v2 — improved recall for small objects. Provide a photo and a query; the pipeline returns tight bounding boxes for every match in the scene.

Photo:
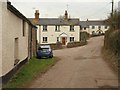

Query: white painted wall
[2,2,29,76]
[81,25,109,35]
[36,25,41,44]
[0,0,2,79]
[89,25,108,34]
[39,25,80,45]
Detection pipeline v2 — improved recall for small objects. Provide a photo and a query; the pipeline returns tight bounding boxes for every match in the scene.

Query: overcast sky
[9,0,120,21]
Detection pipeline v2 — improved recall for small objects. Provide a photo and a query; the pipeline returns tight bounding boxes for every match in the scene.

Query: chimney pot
[34,10,39,24]
[64,10,68,21]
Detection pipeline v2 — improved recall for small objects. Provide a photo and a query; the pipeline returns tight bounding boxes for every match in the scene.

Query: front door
[62,37,66,45]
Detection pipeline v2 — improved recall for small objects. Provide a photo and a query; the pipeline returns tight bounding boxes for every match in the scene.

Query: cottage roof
[80,20,107,28]
[29,18,80,26]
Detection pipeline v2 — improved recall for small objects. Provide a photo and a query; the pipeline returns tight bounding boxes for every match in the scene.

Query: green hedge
[80,32,90,41]
[104,29,120,72]
[104,30,120,55]
[67,41,87,48]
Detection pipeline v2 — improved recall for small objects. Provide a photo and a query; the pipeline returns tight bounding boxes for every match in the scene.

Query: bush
[67,41,87,48]
[104,30,120,55]
[80,32,90,41]
[104,29,120,72]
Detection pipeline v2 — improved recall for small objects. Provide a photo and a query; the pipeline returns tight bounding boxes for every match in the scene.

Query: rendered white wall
[81,25,109,35]
[2,2,29,76]
[40,25,80,45]
[89,25,108,34]
[0,0,2,79]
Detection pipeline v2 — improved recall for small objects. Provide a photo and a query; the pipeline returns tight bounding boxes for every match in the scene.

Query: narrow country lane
[28,36,118,88]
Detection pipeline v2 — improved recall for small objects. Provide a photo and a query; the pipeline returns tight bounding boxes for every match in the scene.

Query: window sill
[55,31,60,32]
[42,42,48,43]
[70,31,75,32]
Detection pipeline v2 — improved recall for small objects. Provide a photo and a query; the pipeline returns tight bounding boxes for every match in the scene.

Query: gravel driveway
[28,36,118,88]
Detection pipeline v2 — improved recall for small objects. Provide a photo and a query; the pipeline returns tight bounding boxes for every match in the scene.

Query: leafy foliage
[106,10,120,30]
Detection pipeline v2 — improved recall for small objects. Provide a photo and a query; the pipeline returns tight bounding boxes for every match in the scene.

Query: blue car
[37,45,53,59]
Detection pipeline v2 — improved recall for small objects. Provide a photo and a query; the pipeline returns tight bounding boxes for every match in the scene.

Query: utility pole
[66,4,69,11]
[111,0,114,16]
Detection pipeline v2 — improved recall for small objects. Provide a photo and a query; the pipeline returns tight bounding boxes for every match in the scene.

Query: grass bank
[103,30,120,73]
[102,47,119,73]
[3,57,59,88]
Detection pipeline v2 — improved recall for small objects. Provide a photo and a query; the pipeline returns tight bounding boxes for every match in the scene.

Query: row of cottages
[30,10,80,45]
[80,20,109,35]
[30,10,109,45]
[0,1,37,84]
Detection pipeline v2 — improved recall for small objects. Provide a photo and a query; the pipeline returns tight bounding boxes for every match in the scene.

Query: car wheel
[49,55,53,58]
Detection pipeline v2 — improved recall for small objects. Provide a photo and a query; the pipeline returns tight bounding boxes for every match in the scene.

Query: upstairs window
[57,37,59,42]
[43,37,48,43]
[98,26,101,29]
[22,20,26,36]
[70,37,74,42]
[80,26,82,30]
[43,25,47,31]
[70,25,74,31]
[55,25,60,32]
[84,27,86,30]
[105,26,108,29]
[92,26,95,29]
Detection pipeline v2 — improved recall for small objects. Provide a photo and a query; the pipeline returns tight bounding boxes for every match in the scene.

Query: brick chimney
[34,10,39,24]
[64,10,68,21]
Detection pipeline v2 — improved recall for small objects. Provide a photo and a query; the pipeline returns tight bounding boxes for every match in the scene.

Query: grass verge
[3,57,59,88]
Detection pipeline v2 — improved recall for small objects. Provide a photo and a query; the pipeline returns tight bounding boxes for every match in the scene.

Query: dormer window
[70,25,74,31]
[55,25,60,32]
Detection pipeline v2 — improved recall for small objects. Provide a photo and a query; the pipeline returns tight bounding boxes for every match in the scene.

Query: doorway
[62,37,66,45]
[14,38,19,65]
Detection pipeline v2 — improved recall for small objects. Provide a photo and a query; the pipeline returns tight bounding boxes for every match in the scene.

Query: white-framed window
[70,37,74,42]
[84,27,86,30]
[43,37,48,43]
[70,25,74,31]
[105,26,108,29]
[57,37,59,42]
[22,20,26,36]
[98,26,101,29]
[55,25,60,32]
[43,25,47,31]
[92,26,95,29]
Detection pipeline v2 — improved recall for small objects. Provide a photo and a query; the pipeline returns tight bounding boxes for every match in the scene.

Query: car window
[39,48,49,51]
[38,47,42,50]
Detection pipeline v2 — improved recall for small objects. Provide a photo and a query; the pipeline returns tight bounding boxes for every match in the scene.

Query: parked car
[37,45,53,59]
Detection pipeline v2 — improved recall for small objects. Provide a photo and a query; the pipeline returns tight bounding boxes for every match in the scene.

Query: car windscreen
[38,48,49,51]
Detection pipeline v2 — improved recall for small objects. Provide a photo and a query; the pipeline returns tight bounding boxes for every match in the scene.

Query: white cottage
[30,10,80,45]
[0,1,37,84]
[80,20,109,35]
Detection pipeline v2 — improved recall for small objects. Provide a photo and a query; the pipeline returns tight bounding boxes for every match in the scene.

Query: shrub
[67,41,87,48]
[104,30,120,55]
[104,30,120,72]
[80,32,90,41]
